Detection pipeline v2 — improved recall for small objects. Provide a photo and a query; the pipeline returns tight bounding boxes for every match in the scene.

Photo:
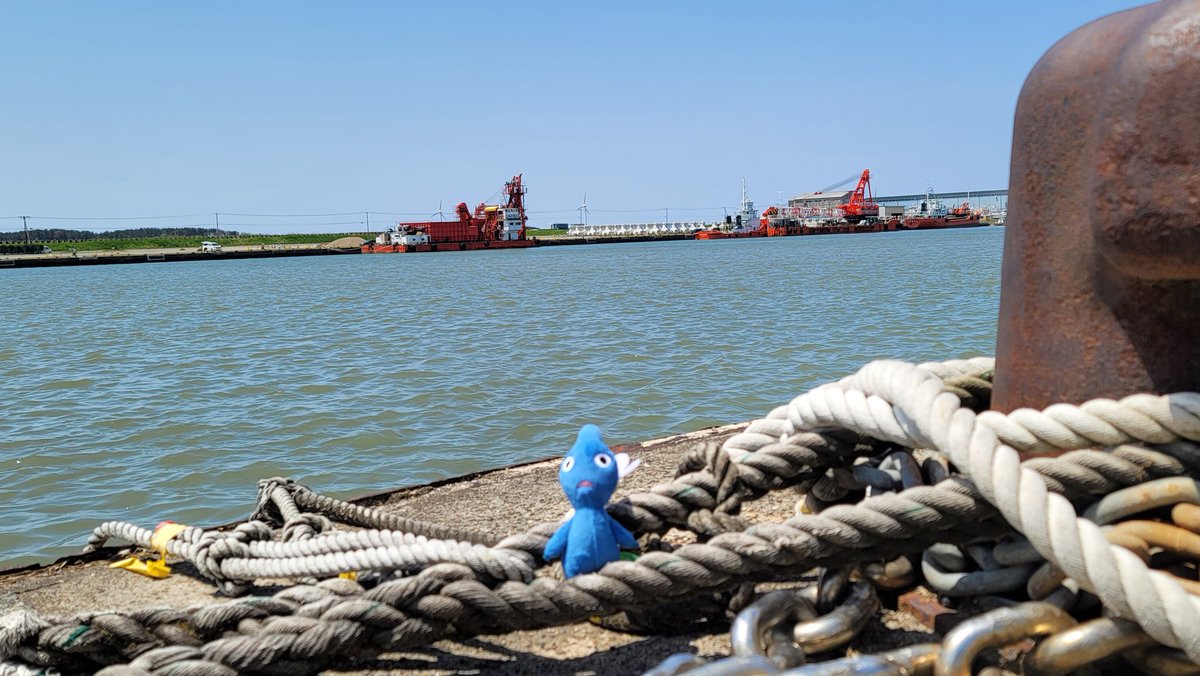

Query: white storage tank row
[566,222,704,237]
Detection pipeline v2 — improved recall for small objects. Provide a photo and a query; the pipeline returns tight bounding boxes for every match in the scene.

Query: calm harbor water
[0,228,1003,567]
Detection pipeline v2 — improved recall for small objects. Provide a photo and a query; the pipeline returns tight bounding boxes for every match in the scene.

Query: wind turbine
[578,194,590,226]
[432,200,446,221]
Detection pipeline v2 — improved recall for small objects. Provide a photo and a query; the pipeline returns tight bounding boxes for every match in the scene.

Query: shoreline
[0,225,1002,270]
[0,242,361,269]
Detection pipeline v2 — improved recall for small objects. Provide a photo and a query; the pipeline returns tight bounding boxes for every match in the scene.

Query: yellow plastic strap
[339,571,358,581]
[110,521,188,579]
[109,557,172,579]
[150,522,188,557]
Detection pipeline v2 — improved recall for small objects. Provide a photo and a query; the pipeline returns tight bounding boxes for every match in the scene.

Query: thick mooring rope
[84,418,888,593]
[4,357,1200,674]
[77,357,984,596]
[257,479,503,546]
[85,520,536,589]
[790,359,1200,660]
[4,445,1184,674]
[77,358,982,596]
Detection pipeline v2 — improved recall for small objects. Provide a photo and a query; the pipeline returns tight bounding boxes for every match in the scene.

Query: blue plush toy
[544,424,640,577]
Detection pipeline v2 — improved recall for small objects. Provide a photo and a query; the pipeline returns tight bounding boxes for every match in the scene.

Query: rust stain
[994,0,1200,419]
[898,589,953,631]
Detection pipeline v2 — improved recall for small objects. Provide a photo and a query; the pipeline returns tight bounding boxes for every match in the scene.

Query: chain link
[645,444,1200,675]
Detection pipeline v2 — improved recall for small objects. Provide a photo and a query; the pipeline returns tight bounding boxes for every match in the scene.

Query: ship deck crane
[837,169,879,223]
[503,174,528,240]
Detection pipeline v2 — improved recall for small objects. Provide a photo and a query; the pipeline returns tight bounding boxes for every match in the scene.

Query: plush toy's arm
[544,519,571,561]
[610,517,639,550]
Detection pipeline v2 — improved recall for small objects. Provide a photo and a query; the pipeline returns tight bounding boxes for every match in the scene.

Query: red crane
[462,174,528,241]
[361,175,535,253]
[503,174,528,240]
[837,169,879,223]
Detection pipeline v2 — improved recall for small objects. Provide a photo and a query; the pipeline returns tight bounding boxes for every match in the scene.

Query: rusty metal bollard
[993,0,1200,413]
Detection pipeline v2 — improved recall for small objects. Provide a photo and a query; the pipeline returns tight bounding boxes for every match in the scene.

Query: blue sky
[1,1,1146,232]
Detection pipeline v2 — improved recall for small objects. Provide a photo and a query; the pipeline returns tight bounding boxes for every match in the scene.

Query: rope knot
[252,477,302,522]
[190,523,273,595]
[281,514,331,542]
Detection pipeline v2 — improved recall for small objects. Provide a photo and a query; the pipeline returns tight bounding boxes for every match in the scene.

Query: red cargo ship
[694,228,764,239]
[758,176,985,237]
[362,175,536,253]
[900,199,983,229]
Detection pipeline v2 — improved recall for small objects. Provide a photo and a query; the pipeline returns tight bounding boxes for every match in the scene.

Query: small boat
[900,188,984,230]
[695,179,766,240]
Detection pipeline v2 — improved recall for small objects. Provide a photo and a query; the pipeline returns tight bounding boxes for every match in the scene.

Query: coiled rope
[3,358,1200,674]
[790,359,1200,660]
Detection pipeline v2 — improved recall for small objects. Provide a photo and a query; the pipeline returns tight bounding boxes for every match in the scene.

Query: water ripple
[0,229,1003,566]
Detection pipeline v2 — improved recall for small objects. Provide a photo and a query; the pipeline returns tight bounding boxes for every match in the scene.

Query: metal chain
[644,443,1200,676]
[646,599,1199,675]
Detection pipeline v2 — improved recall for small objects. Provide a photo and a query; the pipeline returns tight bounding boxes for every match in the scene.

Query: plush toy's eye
[561,457,575,472]
[593,454,612,469]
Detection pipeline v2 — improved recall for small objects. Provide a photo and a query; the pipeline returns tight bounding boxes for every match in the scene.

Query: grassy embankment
[37,233,366,252]
[31,230,567,252]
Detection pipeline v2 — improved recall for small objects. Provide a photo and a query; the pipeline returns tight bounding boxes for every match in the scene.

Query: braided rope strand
[4,442,1185,674]
[788,360,1200,661]
[12,358,1200,672]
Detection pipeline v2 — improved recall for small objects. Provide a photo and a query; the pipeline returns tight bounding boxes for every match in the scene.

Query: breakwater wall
[0,245,359,269]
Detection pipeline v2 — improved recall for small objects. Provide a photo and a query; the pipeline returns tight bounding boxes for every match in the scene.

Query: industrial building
[787,190,853,210]
[788,186,1008,211]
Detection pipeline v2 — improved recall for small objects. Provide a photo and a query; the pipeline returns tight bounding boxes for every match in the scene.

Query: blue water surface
[0,228,1003,565]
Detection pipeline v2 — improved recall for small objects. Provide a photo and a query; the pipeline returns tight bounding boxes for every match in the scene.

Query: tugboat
[363,175,536,253]
[695,179,765,239]
[900,187,984,230]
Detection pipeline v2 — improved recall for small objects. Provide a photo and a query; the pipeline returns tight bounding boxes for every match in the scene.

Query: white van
[200,241,222,252]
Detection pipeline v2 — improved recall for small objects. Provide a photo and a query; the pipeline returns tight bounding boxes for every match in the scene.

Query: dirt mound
[327,236,367,249]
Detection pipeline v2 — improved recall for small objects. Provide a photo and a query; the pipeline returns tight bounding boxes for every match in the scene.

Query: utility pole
[664,207,669,225]
[365,211,371,235]
[21,215,30,245]
[214,212,221,243]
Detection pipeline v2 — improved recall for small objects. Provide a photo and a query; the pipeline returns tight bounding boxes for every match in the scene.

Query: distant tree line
[0,243,48,254]
[0,227,240,242]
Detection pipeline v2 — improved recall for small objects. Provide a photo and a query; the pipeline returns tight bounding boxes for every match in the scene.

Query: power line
[4,205,736,221]
[368,211,451,217]
[219,211,366,217]
[590,206,731,214]
[216,221,365,227]
[2,226,193,234]
[2,205,741,234]
[7,211,389,220]
[0,213,207,221]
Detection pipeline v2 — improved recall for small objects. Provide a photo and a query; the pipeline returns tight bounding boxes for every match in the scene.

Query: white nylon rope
[789,359,1200,660]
